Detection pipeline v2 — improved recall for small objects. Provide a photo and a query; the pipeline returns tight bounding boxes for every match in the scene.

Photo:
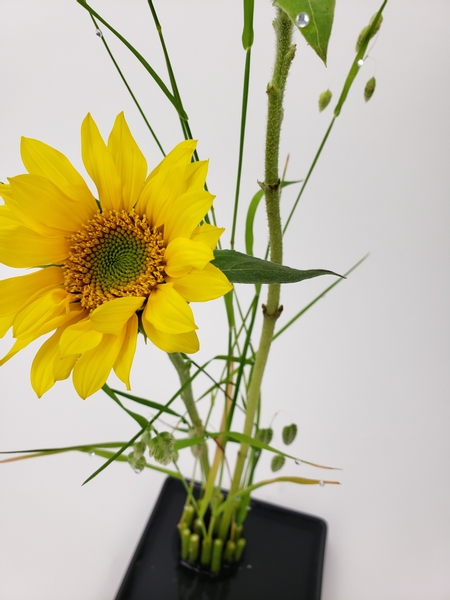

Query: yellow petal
[168,263,233,302]
[164,237,214,278]
[0,337,33,367]
[0,267,64,319]
[23,303,85,340]
[20,136,97,213]
[0,314,13,337]
[72,329,126,399]
[184,160,209,192]
[135,139,197,227]
[113,314,138,389]
[107,113,147,211]
[31,328,79,397]
[13,288,70,338]
[0,224,69,268]
[143,283,197,334]
[8,174,93,234]
[161,190,215,244]
[59,318,103,357]
[143,321,199,354]
[191,223,225,250]
[90,296,145,335]
[81,113,122,211]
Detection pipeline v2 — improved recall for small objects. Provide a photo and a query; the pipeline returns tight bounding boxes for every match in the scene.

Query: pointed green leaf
[274,0,336,65]
[212,249,342,284]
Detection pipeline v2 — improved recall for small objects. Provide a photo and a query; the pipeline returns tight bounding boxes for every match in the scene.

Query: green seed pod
[211,539,224,574]
[193,518,203,536]
[180,527,191,561]
[235,537,247,562]
[148,432,176,465]
[188,533,200,564]
[133,441,146,459]
[179,504,195,528]
[200,537,212,567]
[271,455,285,472]
[282,423,298,445]
[142,426,152,447]
[256,428,273,445]
[364,77,376,102]
[318,89,332,112]
[224,540,236,563]
[127,451,146,473]
[356,13,383,52]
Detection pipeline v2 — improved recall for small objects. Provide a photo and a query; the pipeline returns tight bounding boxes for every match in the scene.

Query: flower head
[0,113,231,398]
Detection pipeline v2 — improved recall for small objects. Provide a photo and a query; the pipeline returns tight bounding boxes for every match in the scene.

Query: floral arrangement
[0,0,387,579]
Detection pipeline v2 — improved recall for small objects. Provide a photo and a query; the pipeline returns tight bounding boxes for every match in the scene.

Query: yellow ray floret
[0,113,232,399]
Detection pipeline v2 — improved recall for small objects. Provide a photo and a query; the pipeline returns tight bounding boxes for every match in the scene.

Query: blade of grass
[76,1,188,120]
[273,254,369,340]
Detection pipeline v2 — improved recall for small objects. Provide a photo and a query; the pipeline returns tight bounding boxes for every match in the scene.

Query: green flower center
[64,209,166,310]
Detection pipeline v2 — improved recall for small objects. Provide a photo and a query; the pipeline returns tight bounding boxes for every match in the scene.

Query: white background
[0,1,449,599]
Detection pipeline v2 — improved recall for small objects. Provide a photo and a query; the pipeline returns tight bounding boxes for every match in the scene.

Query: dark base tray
[115,477,327,600]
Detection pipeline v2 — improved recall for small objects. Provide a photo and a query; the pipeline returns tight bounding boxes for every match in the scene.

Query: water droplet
[133,466,143,474]
[246,564,253,569]
[357,59,364,67]
[89,452,95,458]
[295,459,302,466]
[95,28,103,38]
[295,12,310,28]
[246,506,252,511]
[319,480,325,487]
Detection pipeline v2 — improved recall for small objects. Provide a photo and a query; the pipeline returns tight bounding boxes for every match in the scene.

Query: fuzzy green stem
[168,353,210,478]
[220,8,294,539]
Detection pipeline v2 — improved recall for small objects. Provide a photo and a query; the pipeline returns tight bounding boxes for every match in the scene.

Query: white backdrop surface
[0,1,449,599]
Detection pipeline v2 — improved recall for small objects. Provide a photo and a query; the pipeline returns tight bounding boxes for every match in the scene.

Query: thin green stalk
[230,49,252,249]
[283,117,335,234]
[220,9,295,540]
[168,353,210,478]
[89,15,165,155]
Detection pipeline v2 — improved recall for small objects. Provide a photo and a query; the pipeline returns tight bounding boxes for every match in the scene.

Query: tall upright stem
[168,352,210,478]
[219,8,295,539]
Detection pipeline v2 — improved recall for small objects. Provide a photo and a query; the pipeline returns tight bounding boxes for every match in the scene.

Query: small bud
[282,423,298,445]
[271,455,285,472]
[364,77,376,102]
[318,89,332,112]
[256,428,273,445]
[148,432,176,465]
[142,426,152,447]
[127,451,146,473]
[356,13,383,52]
[133,441,146,459]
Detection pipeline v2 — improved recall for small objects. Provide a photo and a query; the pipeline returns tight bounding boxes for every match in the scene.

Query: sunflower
[0,113,232,399]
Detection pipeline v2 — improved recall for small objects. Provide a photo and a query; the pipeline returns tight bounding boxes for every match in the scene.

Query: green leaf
[212,249,342,285]
[108,387,189,423]
[102,384,148,429]
[274,0,336,65]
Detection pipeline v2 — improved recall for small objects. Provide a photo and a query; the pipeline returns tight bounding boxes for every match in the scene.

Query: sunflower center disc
[64,209,165,310]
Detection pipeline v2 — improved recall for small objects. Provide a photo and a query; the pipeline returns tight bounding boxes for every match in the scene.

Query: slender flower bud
[356,14,383,52]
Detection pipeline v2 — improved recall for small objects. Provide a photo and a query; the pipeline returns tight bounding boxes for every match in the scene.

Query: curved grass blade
[273,254,369,340]
[108,387,190,425]
[214,475,340,518]
[76,1,188,120]
[102,384,148,429]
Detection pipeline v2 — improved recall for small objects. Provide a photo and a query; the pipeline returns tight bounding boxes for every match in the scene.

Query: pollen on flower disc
[64,209,166,310]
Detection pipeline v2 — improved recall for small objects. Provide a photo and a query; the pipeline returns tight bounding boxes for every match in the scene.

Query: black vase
[115,477,327,600]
